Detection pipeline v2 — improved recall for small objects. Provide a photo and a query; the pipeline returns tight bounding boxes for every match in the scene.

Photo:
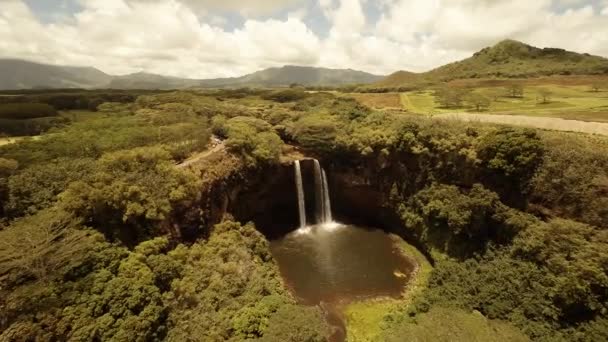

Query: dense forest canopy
[0,88,607,341]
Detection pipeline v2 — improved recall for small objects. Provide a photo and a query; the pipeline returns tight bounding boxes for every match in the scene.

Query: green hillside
[375,40,608,87]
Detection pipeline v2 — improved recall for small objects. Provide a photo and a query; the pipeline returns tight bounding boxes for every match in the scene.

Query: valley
[1,35,608,342]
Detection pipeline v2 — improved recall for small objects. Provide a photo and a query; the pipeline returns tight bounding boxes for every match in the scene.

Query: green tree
[537,89,552,104]
[260,305,330,342]
[506,84,524,98]
[293,113,339,153]
[0,103,57,120]
[59,146,201,242]
[399,183,527,257]
[530,134,608,227]
[165,221,307,341]
[0,208,95,284]
[434,87,470,108]
[224,116,283,164]
[6,157,94,217]
[512,219,608,319]
[211,114,228,138]
[262,89,308,103]
[466,93,492,111]
[0,157,18,218]
[477,127,544,203]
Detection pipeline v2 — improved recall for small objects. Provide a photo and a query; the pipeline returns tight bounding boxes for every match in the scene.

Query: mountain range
[1,40,607,90]
[0,61,383,90]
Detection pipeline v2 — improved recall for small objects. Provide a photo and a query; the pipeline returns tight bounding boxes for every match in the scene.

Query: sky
[1,0,607,78]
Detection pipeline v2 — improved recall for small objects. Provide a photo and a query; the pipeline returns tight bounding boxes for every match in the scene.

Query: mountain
[0,60,382,90]
[373,70,423,88]
[108,72,202,89]
[374,39,608,88]
[0,59,112,90]
[200,65,383,87]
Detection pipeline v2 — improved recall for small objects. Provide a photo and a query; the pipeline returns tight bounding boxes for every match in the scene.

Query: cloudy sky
[1,0,607,78]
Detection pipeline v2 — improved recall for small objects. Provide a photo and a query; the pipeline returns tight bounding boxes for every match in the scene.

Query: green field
[399,85,608,122]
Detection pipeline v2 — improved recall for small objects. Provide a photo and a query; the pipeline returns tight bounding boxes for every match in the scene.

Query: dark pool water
[270,223,416,340]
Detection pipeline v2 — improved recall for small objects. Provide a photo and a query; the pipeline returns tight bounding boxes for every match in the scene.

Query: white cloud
[119,0,305,16]
[0,0,607,78]
[0,0,319,77]
[288,7,308,20]
[370,0,608,71]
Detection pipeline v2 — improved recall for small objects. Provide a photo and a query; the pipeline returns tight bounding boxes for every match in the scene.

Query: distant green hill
[375,40,608,88]
[200,65,383,88]
[0,59,111,90]
[0,60,383,90]
[374,70,423,88]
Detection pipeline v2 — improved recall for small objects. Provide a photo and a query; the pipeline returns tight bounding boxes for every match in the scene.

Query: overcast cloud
[1,0,607,78]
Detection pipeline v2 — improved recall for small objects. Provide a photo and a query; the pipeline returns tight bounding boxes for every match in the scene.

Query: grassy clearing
[346,93,403,109]
[396,85,608,122]
[401,91,455,114]
[344,235,432,342]
[385,307,530,342]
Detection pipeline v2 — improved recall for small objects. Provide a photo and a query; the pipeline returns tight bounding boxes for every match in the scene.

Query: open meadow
[347,82,608,123]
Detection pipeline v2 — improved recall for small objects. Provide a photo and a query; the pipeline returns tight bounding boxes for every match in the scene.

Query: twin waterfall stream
[294,159,333,228]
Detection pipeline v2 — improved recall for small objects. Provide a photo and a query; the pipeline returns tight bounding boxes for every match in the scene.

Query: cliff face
[173,149,400,241]
[172,149,419,241]
[173,147,471,243]
[175,150,306,240]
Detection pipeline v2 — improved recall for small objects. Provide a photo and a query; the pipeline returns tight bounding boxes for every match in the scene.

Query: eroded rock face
[177,151,405,241]
[328,161,402,233]
[184,154,314,240]
[227,162,300,239]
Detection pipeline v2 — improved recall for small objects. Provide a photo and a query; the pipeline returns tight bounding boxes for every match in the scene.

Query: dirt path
[177,140,225,168]
[435,112,608,136]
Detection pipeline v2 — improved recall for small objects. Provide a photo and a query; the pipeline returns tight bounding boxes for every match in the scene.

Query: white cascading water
[321,169,333,223]
[294,159,336,232]
[313,159,326,223]
[294,160,306,228]
[311,159,334,225]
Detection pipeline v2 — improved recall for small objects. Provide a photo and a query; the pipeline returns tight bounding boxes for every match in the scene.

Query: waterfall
[322,169,333,223]
[312,159,333,225]
[313,160,325,223]
[294,160,306,228]
[295,159,334,228]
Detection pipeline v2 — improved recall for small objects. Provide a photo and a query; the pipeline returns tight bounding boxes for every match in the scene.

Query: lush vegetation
[0,90,167,136]
[259,92,606,340]
[1,88,607,341]
[0,103,57,120]
[0,90,332,341]
[0,103,67,136]
[426,40,608,81]
[0,212,328,341]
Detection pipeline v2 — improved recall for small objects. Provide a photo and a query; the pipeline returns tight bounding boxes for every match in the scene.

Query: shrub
[224,117,283,164]
[262,89,309,103]
[0,103,57,120]
[0,116,69,136]
[477,127,544,205]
